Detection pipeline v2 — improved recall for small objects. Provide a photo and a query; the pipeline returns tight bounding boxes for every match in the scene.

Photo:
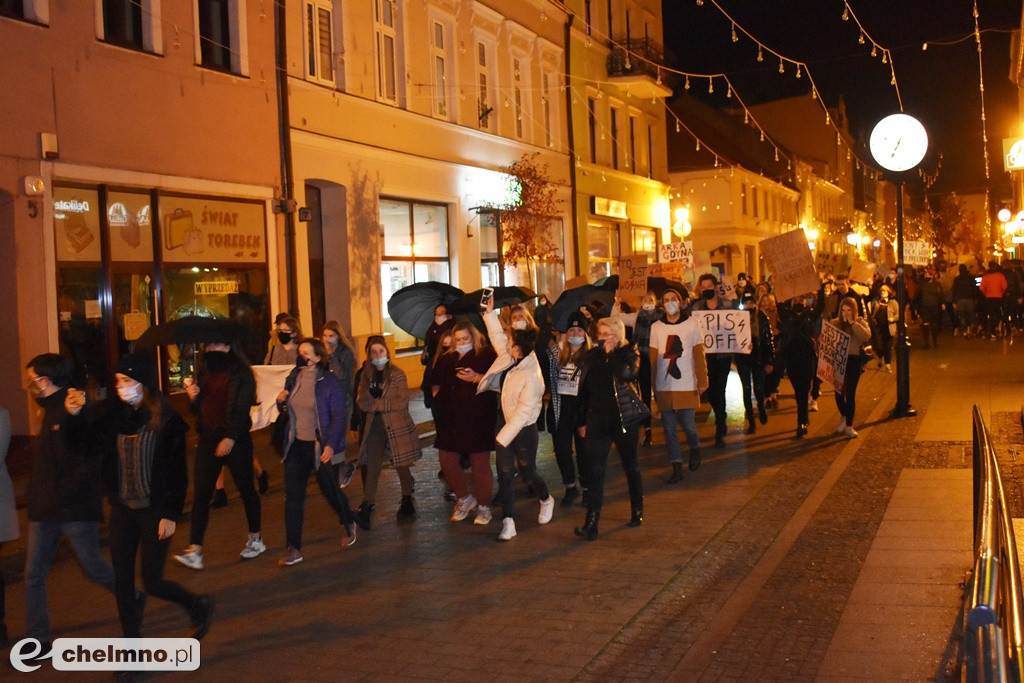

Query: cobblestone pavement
[2,331,1017,680]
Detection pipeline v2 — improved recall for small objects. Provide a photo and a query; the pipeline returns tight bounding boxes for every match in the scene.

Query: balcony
[606,37,673,100]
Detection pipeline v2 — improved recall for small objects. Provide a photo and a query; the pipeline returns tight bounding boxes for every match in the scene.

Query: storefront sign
[53,187,101,262]
[660,241,694,268]
[591,196,628,220]
[759,229,820,301]
[161,196,266,263]
[108,191,154,261]
[816,322,850,393]
[617,254,649,302]
[694,309,751,354]
[1003,138,1024,172]
[194,281,240,295]
[904,241,931,266]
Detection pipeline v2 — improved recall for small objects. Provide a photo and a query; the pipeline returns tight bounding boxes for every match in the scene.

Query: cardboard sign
[716,275,737,301]
[849,260,877,285]
[693,309,751,354]
[565,275,589,290]
[760,229,821,301]
[647,262,685,280]
[617,254,650,302]
[904,241,931,266]
[816,322,851,393]
[660,241,694,269]
[122,312,150,341]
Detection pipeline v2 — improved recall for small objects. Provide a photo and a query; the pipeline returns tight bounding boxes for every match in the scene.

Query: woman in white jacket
[473,299,554,541]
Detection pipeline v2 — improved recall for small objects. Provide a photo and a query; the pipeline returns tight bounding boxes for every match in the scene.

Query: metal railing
[607,37,665,80]
[966,406,1024,681]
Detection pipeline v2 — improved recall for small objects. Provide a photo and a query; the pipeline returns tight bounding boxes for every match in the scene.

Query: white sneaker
[844,426,859,438]
[474,505,492,525]
[240,536,266,559]
[808,399,818,412]
[538,496,555,525]
[174,547,204,570]
[836,417,847,433]
[498,517,517,541]
[450,495,478,522]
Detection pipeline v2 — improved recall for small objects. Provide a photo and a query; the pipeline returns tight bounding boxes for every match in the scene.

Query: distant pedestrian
[612,292,661,447]
[420,305,454,410]
[952,264,980,338]
[830,298,872,438]
[980,261,1008,339]
[916,268,945,349]
[690,274,736,448]
[777,296,820,438]
[542,312,591,507]
[870,285,898,372]
[734,290,775,433]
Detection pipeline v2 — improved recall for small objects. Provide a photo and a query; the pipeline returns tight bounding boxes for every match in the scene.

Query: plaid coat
[356,362,422,468]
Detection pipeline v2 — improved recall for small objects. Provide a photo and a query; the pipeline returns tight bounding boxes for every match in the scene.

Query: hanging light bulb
[708,77,714,93]
[922,42,928,50]
[774,149,779,162]
[696,140,701,151]
[714,157,719,168]
[656,70,662,85]
[743,111,749,124]
[825,112,830,125]
[684,76,690,90]
[757,46,764,62]
[842,5,849,20]
[858,33,865,44]
[759,130,764,142]
[731,24,738,42]
[173,26,180,49]
[795,64,802,79]
[726,84,732,98]
[675,120,680,133]
[870,45,877,58]
[624,55,631,70]
[881,51,888,64]
[778,58,784,74]
[787,159,792,170]
[696,0,703,5]
[585,36,592,48]
[890,75,896,85]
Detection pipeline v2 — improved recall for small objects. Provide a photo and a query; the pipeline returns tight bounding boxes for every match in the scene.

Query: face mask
[324,336,339,348]
[511,320,528,330]
[702,289,716,300]
[118,383,144,406]
[567,335,585,347]
[278,331,294,345]
[370,357,389,368]
[435,315,449,326]
[642,303,656,311]
[295,356,311,368]
[792,303,806,314]
[455,343,473,355]
[204,350,231,371]
[664,301,680,316]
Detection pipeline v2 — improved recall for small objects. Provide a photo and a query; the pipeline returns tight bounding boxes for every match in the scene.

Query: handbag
[614,379,651,429]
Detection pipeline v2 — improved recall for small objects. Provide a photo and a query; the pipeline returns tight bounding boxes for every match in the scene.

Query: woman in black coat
[574,317,644,541]
[777,297,822,438]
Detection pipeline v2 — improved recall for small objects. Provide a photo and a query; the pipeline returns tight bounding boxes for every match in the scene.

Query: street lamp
[869,113,929,418]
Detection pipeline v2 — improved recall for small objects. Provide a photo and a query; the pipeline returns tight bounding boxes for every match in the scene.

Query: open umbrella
[449,286,537,314]
[550,285,615,332]
[386,282,463,339]
[135,315,252,347]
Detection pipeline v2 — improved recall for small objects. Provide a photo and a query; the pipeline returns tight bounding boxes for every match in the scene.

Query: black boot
[688,447,702,471]
[758,402,768,425]
[626,474,643,527]
[628,504,643,527]
[574,510,599,541]
[745,411,756,435]
[666,462,684,484]
[354,501,374,530]
[211,488,228,509]
[641,428,653,447]
[561,485,580,508]
[397,495,416,519]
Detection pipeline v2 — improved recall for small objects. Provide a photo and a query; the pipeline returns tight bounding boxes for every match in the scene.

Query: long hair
[559,332,591,366]
[298,337,331,370]
[323,320,356,355]
[596,317,628,348]
[432,330,455,369]
[839,296,860,319]
[451,320,486,355]
[507,305,538,332]
[279,315,303,339]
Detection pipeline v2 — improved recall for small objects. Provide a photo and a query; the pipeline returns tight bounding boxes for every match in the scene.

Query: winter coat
[278,366,348,468]
[828,316,872,356]
[953,272,980,301]
[356,362,423,467]
[190,355,256,440]
[871,298,899,337]
[576,344,640,432]
[28,388,104,523]
[0,406,18,542]
[327,345,356,398]
[431,347,498,453]
[478,310,545,447]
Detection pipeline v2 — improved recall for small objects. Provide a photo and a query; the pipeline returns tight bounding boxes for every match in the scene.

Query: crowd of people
[1,257,1018,658]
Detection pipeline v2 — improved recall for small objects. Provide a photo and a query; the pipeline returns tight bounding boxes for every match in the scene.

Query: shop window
[304,0,335,85]
[380,198,449,349]
[632,226,658,255]
[479,209,500,286]
[587,223,619,281]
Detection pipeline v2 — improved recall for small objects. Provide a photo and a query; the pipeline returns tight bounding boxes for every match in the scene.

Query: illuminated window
[632,226,658,255]
[304,0,334,84]
[476,40,495,131]
[587,223,620,281]
[430,20,449,118]
[374,0,398,104]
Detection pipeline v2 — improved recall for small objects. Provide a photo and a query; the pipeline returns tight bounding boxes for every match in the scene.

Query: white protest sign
[760,229,821,301]
[716,275,737,301]
[660,241,694,269]
[816,322,851,393]
[904,241,931,266]
[693,309,751,354]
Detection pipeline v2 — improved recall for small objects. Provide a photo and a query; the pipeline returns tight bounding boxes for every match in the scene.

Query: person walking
[690,274,736,448]
[265,316,301,365]
[952,264,980,338]
[90,351,213,639]
[477,299,553,541]
[431,321,498,526]
[777,296,821,438]
[830,298,872,438]
[917,268,945,349]
[0,405,18,647]
[870,285,898,372]
[980,261,1008,340]
[612,292,661,446]
[733,290,775,434]
[23,354,116,650]
[649,288,707,483]
[541,312,590,507]
[174,342,263,570]
[574,318,645,541]
[354,337,423,527]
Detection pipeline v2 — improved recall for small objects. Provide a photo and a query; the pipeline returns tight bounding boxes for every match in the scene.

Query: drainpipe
[563,9,580,277]
[275,0,299,316]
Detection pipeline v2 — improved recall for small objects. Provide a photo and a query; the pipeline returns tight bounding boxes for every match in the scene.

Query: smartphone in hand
[480,287,494,307]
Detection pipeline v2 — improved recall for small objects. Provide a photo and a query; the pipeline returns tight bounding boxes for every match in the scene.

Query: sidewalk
[2,330,1016,680]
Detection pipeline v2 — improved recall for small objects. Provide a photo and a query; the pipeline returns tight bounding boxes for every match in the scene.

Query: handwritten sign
[760,229,821,302]
[904,241,931,266]
[618,254,650,302]
[716,275,737,301]
[816,321,851,393]
[660,241,694,269]
[648,262,685,280]
[694,309,751,354]
[849,259,877,285]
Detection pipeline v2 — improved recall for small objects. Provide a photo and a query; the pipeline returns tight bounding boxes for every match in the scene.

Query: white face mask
[370,357,389,368]
[511,320,528,330]
[642,303,656,311]
[455,343,473,355]
[664,301,680,316]
[567,335,585,347]
[117,383,144,406]
[435,315,448,326]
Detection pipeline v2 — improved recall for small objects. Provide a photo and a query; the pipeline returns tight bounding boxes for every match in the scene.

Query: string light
[731,23,738,42]
[757,46,763,62]
[778,57,784,73]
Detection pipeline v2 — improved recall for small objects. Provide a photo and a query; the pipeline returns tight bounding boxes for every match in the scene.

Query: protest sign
[816,322,851,393]
[659,241,694,269]
[693,309,751,354]
[904,241,931,266]
[849,259,877,285]
[617,254,650,302]
[648,262,685,280]
[716,275,737,301]
[759,229,821,301]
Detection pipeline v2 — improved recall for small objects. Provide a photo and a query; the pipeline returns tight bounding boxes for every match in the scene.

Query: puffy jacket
[278,366,347,468]
[478,310,545,447]
[576,343,641,432]
[980,270,1008,299]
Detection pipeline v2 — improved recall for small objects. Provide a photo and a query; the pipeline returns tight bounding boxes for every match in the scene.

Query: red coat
[431,347,498,453]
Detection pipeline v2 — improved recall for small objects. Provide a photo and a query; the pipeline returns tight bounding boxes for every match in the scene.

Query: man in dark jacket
[952,264,979,337]
[24,353,116,648]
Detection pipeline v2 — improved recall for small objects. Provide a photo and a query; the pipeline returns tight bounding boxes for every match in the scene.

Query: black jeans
[706,354,733,436]
[637,352,653,429]
[284,440,353,550]
[788,365,814,428]
[109,504,197,638]
[835,355,864,425]
[190,432,261,545]
[551,400,584,487]
[734,354,764,417]
[584,420,642,515]
[496,421,548,520]
[876,327,893,364]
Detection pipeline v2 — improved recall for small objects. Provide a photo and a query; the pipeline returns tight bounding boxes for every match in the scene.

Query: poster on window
[693,309,751,354]
[160,196,267,263]
[52,187,101,262]
[816,321,850,393]
[108,191,154,261]
[759,229,821,302]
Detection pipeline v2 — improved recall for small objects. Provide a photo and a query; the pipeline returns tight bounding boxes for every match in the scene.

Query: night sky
[662,0,1021,201]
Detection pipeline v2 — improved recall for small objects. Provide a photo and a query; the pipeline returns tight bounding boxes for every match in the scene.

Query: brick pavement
[2,330,1016,680]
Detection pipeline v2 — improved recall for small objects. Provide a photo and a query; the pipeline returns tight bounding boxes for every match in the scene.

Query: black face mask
[295,356,310,368]
[204,350,232,372]
[702,289,716,300]
[278,331,294,345]
[792,302,806,314]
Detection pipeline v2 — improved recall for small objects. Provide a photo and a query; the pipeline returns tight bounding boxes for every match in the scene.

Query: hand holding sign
[694,310,751,354]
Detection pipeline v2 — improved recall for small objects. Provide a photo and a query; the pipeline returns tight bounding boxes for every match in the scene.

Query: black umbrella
[135,315,252,348]
[449,286,537,314]
[550,285,615,332]
[386,282,463,339]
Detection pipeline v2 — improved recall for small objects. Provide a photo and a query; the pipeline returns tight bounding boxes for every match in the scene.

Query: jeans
[637,352,653,429]
[25,520,117,642]
[835,355,864,425]
[551,400,584,487]
[495,420,548,520]
[190,432,261,545]
[956,299,976,334]
[438,450,493,503]
[734,353,765,418]
[984,299,1004,337]
[108,505,197,638]
[284,439,354,550]
[584,421,642,515]
[660,408,699,463]
[706,354,733,436]
[875,328,893,364]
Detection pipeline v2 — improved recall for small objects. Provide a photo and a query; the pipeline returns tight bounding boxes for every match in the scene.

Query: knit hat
[662,286,689,302]
[115,351,159,391]
[565,312,589,332]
